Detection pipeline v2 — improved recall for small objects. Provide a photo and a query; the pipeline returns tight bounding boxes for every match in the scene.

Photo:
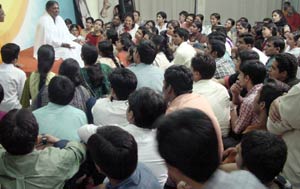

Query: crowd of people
[1,0,300,188]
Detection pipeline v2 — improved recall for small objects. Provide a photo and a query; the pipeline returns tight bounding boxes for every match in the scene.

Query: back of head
[258,78,290,115]
[174,28,189,41]
[240,60,266,85]
[98,40,114,57]
[59,58,82,86]
[81,44,98,66]
[239,33,255,46]
[37,45,55,90]
[106,29,118,45]
[48,76,75,105]
[240,130,287,184]
[237,50,259,63]
[155,108,219,183]
[191,54,216,79]
[128,87,166,129]
[87,126,138,180]
[164,65,193,96]
[267,36,285,53]
[0,109,38,155]
[1,43,20,63]
[109,68,137,100]
[136,40,157,64]
[208,39,226,58]
[274,53,298,80]
[208,31,226,43]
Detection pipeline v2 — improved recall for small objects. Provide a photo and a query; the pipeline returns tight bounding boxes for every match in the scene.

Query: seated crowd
[1,0,300,188]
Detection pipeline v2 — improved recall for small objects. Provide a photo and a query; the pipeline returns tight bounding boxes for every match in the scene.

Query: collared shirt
[167,93,224,159]
[128,63,164,93]
[0,63,26,112]
[106,163,161,189]
[193,79,231,137]
[214,55,235,79]
[153,52,172,71]
[172,42,196,67]
[234,84,262,134]
[0,142,86,189]
[92,98,129,127]
[33,102,87,141]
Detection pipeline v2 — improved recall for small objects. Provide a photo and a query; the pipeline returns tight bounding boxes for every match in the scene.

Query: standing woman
[156,11,168,34]
[21,45,55,108]
[117,13,139,39]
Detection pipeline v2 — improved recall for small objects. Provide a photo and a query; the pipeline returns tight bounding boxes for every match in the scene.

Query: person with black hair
[178,10,188,26]
[236,130,290,188]
[0,108,86,188]
[225,18,236,40]
[87,126,161,189]
[152,35,172,70]
[134,26,148,45]
[86,18,104,47]
[155,108,265,189]
[111,14,121,32]
[156,11,167,34]
[81,16,94,38]
[181,13,195,32]
[90,68,137,126]
[33,76,87,141]
[264,36,285,72]
[230,60,266,134]
[171,28,196,67]
[128,40,164,92]
[98,40,121,68]
[192,54,230,137]
[0,43,26,112]
[163,65,223,157]
[20,45,56,108]
[80,44,111,98]
[0,84,5,120]
[269,53,300,87]
[117,13,139,39]
[203,12,221,35]
[116,35,135,67]
[189,21,207,47]
[285,32,300,58]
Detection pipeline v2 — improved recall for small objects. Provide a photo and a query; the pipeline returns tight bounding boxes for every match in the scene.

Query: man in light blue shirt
[33,76,87,141]
[128,40,164,93]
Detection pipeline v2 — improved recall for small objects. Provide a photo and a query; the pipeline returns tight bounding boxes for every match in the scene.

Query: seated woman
[80,44,111,98]
[86,19,104,46]
[69,24,85,44]
[116,35,134,67]
[21,45,56,109]
[97,40,122,68]
[117,13,139,39]
[152,35,173,69]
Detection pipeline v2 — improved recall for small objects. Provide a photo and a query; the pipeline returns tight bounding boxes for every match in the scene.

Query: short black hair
[179,11,188,17]
[106,29,119,45]
[48,76,75,105]
[237,50,259,63]
[239,60,266,85]
[46,0,58,10]
[87,126,137,180]
[191,54,216,79]
[0,84,4,103]
[86,16,94,23]
[0,109,38,155]
[164,65,193,96]
[157,11,167,20]
[227,18,235,26]
[239,33,255,46]
[1,43,20,63]
[108,68,137,100]
[241,130,287,184]
[210,13,221,20]
[207,31,226,43]
[174,28,189,41]
[209,39,226,58]
[136,40,157,64]
[59,58,82,86]
[155,108,219,183]
[196,14,204,22]
[274,53,298,80]
[258,78,289,115]
[267,36,285,53]
[128,87,166,129]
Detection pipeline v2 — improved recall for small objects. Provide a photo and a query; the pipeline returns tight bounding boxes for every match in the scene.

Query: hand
[269,98,281,122]
[230,81,242,97]
[37,134,60,145]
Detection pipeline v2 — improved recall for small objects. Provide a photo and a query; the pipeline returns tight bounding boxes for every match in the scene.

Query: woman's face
[190,23,198,33]
[225,20,232,29]
[167,24,175,36]
[145,22,154,30]
[156,14,165,24]
[94,20,103,31]
[286,33,296,47]
[124,16,133,29]
[210,16,218,26]
[262,26,272,38]
[135,29,144,42]
[237,26,248,35]
[272,12,281,23]
[186,16,194,25]
[70,27,80,37]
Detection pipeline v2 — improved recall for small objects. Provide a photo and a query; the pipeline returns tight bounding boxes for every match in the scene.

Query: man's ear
[244,75,250,83]
[279,70,288,80]
[259,101,266,110]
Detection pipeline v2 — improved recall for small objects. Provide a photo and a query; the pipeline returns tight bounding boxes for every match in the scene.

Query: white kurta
[33,12,84,67]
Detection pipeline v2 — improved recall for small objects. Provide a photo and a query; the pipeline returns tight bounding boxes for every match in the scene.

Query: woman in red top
[86,19,104,46]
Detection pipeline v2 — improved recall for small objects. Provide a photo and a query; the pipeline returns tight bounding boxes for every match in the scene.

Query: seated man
[192,54,230,137]
[128,40,164,93]
[34,1,83,67]
[236,131,291,188]
[155,108,266,189]
[92,68,137,126]
[0,43,26,112]
[163,65,223,156]
[87,126,161,189]
[0,108,86,188]
[33,76,87,141]
[269,53,300,87]
[230,60,266,134]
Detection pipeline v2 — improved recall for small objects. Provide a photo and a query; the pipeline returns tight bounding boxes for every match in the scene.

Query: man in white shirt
[34,1,83,67]
[172,28,196,67]
[191,54,231,137]
[0,43,26,112]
